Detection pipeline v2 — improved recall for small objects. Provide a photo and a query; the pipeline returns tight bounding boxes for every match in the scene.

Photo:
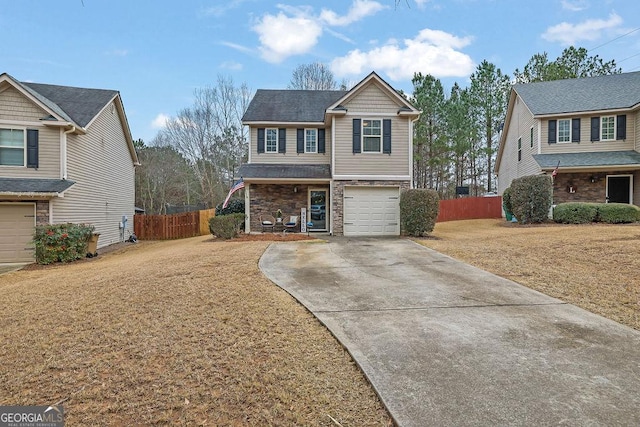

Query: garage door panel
[0,204,35,263]
[343,187,400,236]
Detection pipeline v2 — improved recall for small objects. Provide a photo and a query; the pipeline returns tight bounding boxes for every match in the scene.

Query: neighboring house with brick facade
[239,71,420,236]
[0,73,138,263]
[496,71,640,207]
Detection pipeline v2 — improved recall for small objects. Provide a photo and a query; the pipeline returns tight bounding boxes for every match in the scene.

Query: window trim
[0,127,26,167]
[362,118,382,153]
[265,127,278,153]
[304,128,317,153]
[557,119,571,143]
[517,137,522,162]
[601,116,615,141]
[530,127,533,148]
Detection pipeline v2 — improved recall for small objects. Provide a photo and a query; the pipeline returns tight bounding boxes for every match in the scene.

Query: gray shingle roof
[533,151,640,169]
[22,82,118,128]
[238,163,331,180]
[0,178,76,194]
[242,90,348,123]
[514,71,640,115]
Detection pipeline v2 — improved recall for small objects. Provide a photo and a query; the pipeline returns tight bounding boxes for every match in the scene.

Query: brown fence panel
[134,211,200,240]
[199,208,216,235]
[436,196,503,223]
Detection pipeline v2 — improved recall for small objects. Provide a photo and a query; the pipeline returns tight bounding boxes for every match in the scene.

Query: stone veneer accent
[249,184,329,232]
[552,171,637,204]
[332,180,411,236]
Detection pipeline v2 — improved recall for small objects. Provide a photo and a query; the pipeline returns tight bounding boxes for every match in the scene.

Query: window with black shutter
[548,120,557,144]
[26,129,39,168]
[616,114,626,140]
[318,129,326,153]
[352,118,361,153]
[571,118,580,143]
[382,119,391,154]
[257,128,265,153]
[590,117,600,141]
[297,128,304,153]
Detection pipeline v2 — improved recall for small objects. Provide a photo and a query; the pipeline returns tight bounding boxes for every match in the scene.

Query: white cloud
[151,113,170,129]
[220,60,243,71]
[320,0,386,26]
[542,12,622,45]
[105,49,129,57]
[220,41,254,55]
[561,0,589,12]
[253,11,323,63]
[330,28,475,80]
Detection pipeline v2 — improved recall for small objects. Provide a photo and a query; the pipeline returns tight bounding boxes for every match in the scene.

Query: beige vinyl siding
[250,127,331,164]
[342,82,400,113]
[53,101,135,248]
[634,173,640,207]
[0,86,48,121]
[541,113,636,154]
[497,95,539,194]
[635,110,640,153]
[334,116,410,176]
[0,87,61,178]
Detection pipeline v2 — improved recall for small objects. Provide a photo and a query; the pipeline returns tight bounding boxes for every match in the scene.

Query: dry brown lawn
[416,219,640,331]
[0,236,392,426]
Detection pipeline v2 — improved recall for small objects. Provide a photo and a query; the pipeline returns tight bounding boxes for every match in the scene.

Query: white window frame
[265,128,278,153]
[305,128,317,153]
[557,119,571,143]
[0,127,26,167]
[601,116,615,141]
[362,119,382,153]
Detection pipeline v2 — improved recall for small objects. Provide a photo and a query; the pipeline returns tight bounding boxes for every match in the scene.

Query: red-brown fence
[134,211,202,240]
[436,196,503,222]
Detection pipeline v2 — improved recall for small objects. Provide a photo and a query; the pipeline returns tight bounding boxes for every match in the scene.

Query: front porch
[552,170,639,206]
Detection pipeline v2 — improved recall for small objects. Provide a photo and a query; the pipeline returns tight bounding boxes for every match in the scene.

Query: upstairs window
[362,119,382,152]
[530,127,533,148]
[558,119,571,143]
[265,128,278,152]
[305,129,317,153]
[517,138,522,162]
[0,128,25,166]
[601,116,615,141]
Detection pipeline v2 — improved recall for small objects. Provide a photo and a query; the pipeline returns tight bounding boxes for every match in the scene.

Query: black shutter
[26,129,39,168]
[297,128,304,153]
[318,129,325,153]
[590,117,600,141]
[382,119,392,154]
[616,115,626,140]
[571,118,580,143]
[352,119,361,153]
[548,120,556,144]
[278,128,286,153]
[257,128,265,153]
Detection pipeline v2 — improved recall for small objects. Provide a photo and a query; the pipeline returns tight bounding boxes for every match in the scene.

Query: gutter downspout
[61,125,76,180]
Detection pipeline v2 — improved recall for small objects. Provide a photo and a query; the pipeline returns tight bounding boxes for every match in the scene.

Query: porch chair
[260,214,276,232]
[283,215,299,233]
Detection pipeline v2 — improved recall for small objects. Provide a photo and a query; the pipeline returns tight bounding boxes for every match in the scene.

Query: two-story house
[0,73,138,263]
[496,71,640,207]
[239,71,420,236]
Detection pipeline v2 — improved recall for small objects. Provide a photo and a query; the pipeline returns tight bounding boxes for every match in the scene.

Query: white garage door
[0,203,35,263]
[343,187,400,236]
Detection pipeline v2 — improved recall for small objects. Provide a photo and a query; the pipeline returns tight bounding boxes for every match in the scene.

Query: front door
[308,189,328,231]
[607,175,632,204]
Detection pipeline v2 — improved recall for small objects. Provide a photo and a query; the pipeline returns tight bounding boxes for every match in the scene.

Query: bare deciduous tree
[288,62,348,90]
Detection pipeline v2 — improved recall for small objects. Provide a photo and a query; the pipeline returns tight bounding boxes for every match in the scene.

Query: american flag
[551,161,560,179]
[222,178,245,209]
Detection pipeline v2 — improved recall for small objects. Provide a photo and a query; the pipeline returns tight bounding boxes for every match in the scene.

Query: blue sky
[2,0,640,143]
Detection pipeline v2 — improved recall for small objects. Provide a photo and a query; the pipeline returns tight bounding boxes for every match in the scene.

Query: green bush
[209,213,245,239]
[34,223,95,265]
[400,189,439,236]
[596,203,640,224]
[502,187,513,218]
[553,203,598,224]
[215,199,245,216]
[510,175,553,224]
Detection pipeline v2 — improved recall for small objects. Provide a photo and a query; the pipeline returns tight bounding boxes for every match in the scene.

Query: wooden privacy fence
[436,196,503,222]
[134,208,216,240]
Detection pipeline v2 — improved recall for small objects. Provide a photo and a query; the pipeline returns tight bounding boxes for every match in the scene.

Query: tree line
[135,48,620,213]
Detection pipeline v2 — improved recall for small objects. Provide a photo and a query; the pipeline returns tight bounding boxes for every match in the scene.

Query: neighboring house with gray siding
[0,73,139,263]
[239,71,420,236]
[496,71,640,207]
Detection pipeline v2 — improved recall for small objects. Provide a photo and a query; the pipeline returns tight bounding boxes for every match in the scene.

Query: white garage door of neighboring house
[343,187,400,236]
[0,204,35,263]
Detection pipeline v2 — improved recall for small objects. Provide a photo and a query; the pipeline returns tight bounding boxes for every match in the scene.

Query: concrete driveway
[260,238,640,427]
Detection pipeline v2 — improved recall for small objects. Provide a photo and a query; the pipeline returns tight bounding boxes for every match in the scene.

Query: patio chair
[260,214,276,232]
[283,215,299,233]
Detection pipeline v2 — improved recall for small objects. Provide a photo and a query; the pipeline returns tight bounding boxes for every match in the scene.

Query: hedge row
[34,223,95,265]
[209,213,245,239]
[553,202,640,224]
